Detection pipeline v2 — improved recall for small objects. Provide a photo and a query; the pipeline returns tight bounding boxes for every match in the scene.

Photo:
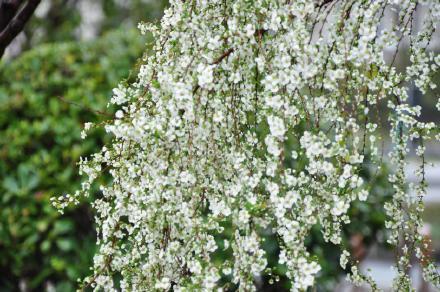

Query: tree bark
[0,0,41,58]
[0,0,21,31]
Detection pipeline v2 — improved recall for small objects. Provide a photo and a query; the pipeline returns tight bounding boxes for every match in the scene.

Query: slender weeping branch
[0,0,41,58]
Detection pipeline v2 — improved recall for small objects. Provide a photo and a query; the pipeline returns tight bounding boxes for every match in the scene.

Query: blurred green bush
[0,29,145,291]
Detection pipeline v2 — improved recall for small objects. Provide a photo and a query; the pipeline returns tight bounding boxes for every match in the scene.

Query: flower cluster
[53,0,440,290]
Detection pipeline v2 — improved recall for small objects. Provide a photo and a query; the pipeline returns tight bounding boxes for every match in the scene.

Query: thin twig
[57,96,113,117]
[211,47,234,65]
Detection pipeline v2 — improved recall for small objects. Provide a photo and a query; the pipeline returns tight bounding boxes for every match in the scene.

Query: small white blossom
[267,115,286,139]
[197,64,214,89]
[340,250,350,269]
[115,110,124,119]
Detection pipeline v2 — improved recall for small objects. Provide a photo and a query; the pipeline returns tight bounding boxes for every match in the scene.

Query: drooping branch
[0,0,41,58]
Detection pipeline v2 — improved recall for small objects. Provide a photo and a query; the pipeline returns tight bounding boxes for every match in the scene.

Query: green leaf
[50,257,66,271]
[52,220,74,236]
[56,238,74,251]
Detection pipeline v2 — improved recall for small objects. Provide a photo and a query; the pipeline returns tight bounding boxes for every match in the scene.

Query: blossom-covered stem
[53,0,440,290]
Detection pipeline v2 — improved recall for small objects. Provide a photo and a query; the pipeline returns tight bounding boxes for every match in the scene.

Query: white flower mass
[53,0,440,290]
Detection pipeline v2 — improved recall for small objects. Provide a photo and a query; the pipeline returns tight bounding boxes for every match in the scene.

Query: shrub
[0,29,145,291]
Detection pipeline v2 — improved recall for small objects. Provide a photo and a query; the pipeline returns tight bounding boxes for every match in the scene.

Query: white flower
[155,277,171,290]
[263,74,279,92]
[230,72,241,84]
[285,190,299,206]
[267,115,286,139]
[115,110,124,119]
[265,95,283,110]
[189,260,202,274]
[358,189,368,201]
[213,111,224,123]
[265,135,281,157]
[111,84,128,105]
[244,24,255,38]
[197,64,214,89]
[331,196,348,216]
[255,56,265,70]
[340,250,350,269]
[238,209,250,226]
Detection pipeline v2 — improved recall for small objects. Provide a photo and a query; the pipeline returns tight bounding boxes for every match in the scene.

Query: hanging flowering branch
[53,0,440,290]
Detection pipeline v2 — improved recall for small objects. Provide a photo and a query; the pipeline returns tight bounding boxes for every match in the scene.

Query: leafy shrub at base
[0,29,144,291]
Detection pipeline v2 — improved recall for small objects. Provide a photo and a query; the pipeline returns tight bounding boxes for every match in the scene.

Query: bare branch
[210,48,234,65]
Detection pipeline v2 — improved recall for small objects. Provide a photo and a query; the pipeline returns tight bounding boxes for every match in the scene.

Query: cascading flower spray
[53,0,440,290]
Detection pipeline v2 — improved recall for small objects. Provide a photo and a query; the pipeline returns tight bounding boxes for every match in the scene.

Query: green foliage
[0,29,145,291]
